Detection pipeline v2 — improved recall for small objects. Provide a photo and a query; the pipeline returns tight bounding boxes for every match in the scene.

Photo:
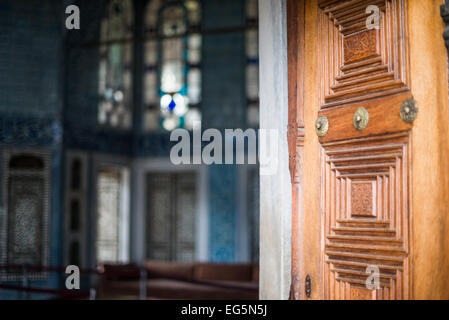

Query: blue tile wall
[0,0,64,298]
[208,164,237,262]
[65,0,107,130]
[202,32,246,130]
[0,0,64,118]
[203,0,246,30]
[202,0,246,261]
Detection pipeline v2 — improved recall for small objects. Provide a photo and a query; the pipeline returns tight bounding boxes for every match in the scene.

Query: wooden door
[287,0,449,300]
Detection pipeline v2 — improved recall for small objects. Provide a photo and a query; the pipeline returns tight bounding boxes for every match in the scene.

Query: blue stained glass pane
[169,99,176,110]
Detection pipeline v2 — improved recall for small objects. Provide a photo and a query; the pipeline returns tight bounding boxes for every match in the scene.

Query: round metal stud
[353,107,369,131]
[400,98,418,123]
[315,115,329,137]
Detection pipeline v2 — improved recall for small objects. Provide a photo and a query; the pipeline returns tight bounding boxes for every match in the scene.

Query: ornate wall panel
[318,0,410,108]
[0,116,62,146]
[321,132,410,300]
[0,149,51,281]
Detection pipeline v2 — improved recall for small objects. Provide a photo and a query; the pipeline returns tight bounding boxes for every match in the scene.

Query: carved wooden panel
[289,0,449,300]
[318,0,410,108]
[321,132,411,300]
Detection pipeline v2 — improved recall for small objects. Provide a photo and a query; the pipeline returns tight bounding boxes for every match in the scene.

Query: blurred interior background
[0,0,260,299]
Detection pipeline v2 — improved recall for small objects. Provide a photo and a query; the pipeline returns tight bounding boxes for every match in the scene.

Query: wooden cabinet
[287,0,449,300]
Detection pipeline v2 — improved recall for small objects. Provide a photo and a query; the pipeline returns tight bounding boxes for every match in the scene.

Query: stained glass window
[144,0,202,131]
[246,0,259,127]
[98,0,133,129]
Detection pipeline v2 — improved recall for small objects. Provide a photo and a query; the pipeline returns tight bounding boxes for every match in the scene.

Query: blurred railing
[0,264,101,300]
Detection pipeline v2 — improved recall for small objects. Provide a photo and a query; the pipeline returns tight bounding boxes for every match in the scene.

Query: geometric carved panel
[321,132,411,300]
[318,0,410,108]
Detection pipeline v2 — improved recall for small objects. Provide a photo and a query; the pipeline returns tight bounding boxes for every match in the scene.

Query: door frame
[259,0,292,300]
[131,158,209,263]
[64,150,88,268]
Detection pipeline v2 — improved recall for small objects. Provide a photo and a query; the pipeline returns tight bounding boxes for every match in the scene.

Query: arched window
[143,0,202,131]
[98,0,134,129]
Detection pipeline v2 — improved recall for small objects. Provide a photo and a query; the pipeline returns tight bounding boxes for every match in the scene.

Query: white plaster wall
[259,0,292,300]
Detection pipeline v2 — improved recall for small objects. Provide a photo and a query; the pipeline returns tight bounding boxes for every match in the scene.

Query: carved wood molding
[321,132,411,299]
[287,0,305,185]
[318,0,410,109]
[287,0,305,300]
[287,125,304,184]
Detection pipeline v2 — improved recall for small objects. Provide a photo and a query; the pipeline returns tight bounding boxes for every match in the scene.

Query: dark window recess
[71,159,82,191]
[69,241,80,267]
[70,199,80,232]
[9,155,44,169]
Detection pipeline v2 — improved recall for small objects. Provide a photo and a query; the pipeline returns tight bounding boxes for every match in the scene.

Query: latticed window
[98,0,134,129]
[143,0,202,131]
[0,151,51,281]
[246,0,259,127]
